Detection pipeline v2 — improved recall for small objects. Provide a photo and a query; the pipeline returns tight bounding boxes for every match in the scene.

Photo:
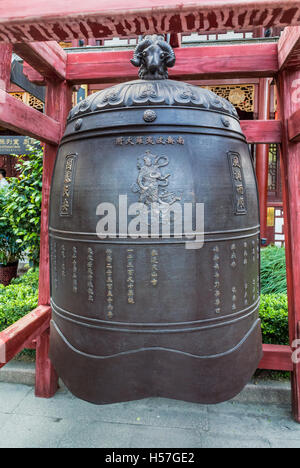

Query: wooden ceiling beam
[13,41,67,80]
[0,1,299,42]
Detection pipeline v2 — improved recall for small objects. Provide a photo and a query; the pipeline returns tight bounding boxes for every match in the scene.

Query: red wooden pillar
[255,78,271,243]
[0,44,12,175]
[0,43,12,91]
[278,69,300,422]
[35,328,58,397]
[36,79,72,397]
[38,79,72,305]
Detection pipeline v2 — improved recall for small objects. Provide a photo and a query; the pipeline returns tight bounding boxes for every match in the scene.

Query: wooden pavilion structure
[0,0,300,421]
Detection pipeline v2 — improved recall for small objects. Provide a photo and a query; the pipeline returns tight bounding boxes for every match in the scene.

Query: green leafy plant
[0,268,39,332]
[0,188,24,265]
[260,245,287,294]
[259,293,289,345]
[259,246,288,345]
[5,143,43,266]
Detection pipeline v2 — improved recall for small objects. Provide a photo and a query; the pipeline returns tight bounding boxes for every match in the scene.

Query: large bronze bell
[49,35,262,404]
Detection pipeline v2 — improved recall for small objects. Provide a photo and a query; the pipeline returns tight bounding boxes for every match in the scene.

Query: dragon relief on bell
[131,150,182,223]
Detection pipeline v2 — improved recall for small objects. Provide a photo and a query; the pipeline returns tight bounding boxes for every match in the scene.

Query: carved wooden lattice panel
[27,94,44,110]
[9,92,44,111]
[201,84,255,113]
[59,41,73,48]
[10,92,24,102]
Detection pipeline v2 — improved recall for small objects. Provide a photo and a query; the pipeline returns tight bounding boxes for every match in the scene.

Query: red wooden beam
[278,26,300,70]
[67,49,134,85]
[170,43,278,80]
[288,108,300,142]
[0,306,51,366]
[0,1,299,42]
[258,344,293,372]
[0,90,61,144]
[241,120,281,144]
[13,41,66,80]
[66,42,278,84]
[22,62,46,86]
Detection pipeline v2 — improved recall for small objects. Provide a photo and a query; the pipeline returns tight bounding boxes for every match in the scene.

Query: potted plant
[0,187,24,286]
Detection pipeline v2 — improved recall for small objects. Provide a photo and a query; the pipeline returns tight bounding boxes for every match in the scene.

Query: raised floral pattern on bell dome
[67,79,239,122]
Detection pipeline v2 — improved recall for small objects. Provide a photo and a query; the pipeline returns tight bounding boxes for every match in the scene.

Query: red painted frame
[0,4,299,420]
[0,1,299,42]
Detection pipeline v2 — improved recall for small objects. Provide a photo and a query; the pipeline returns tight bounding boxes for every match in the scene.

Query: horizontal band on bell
[50,297,260,332]
[49,224,259,236]
[49,231,260,244]
[49,224,260,244]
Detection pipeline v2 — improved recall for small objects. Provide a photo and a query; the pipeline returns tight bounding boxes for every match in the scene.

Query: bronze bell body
[49,36,262,404]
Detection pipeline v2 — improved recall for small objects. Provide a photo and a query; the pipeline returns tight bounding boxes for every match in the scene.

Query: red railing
[0,306,57,397]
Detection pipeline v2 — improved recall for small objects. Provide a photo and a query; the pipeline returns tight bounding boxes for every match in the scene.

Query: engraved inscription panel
[72,246,78,294]
[61,244,66,280]
[87,248,94,303]
[115,135,184,146]
[51,239,58,290]
[49,236,259,324]
[105,249,114,319]
[228,151,247,215]
[127,249,135,304]
[150,249,159,286]
[212,246,221,314]
[60,153,78,217]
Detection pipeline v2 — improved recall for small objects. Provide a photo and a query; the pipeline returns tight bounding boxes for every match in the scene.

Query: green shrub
[0,188,24,265]
[0,268,39,332]
[260,245,287,294]
[5,143,43,267]
[259,293,289,345]
[11,267,39,287]
[259,246,289,345]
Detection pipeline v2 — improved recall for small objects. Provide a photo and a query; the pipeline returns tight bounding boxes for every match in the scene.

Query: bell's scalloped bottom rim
[50,317,261,360]
[49,320,263,405]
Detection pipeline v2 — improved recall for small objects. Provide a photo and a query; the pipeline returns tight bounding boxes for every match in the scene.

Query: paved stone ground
[0,382,300,448]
